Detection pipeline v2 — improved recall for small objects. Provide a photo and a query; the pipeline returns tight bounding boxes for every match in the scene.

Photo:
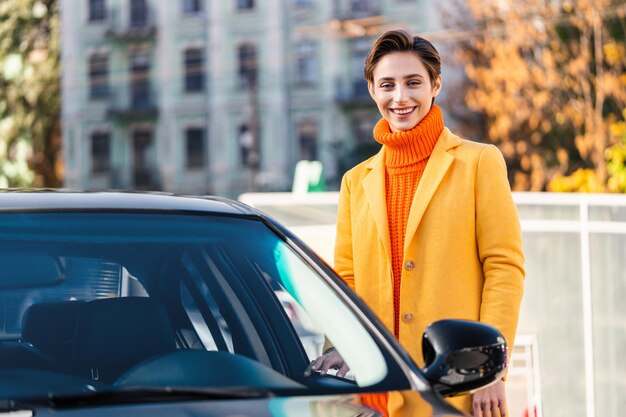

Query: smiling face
[368,52,442,132]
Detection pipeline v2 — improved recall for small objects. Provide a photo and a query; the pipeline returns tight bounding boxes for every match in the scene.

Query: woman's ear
[368,82,375,100]
[432,75,442,97]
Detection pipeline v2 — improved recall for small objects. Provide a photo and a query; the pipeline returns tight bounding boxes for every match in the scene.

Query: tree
[605,112,626,191]
[449,0,626,191]
[0,0,61,187]
[548,109,626,192]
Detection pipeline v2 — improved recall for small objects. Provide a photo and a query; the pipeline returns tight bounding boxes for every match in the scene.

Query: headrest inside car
[21,300,85,366]
[22,300,85,347]
[73,297,177,382]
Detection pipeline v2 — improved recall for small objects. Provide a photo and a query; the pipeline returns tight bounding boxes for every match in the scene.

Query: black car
[0,191,506,417]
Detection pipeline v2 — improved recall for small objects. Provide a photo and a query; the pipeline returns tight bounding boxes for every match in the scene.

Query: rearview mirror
[421,319,507,396]
[0,252,64,289]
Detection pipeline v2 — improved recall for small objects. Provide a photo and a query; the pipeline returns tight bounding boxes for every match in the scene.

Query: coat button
[402,312,414,323]
[405,260,415,270]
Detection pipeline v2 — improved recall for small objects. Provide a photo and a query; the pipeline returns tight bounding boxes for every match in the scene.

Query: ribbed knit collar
[373,105,444,168]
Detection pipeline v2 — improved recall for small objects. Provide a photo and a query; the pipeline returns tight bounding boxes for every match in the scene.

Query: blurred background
[0,0,624,196]
[0,0,624,416]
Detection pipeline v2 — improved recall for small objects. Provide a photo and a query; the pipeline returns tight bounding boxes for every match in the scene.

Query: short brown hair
[364,30,441,86]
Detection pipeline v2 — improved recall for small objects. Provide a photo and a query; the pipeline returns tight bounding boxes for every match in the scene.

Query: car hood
[9,391,463,417]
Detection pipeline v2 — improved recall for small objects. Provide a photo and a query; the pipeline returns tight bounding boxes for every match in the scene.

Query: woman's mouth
[390,107,416,117]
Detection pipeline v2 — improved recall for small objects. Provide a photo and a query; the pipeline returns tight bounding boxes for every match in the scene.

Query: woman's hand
[472,379,507,417]
[305,348,350,377]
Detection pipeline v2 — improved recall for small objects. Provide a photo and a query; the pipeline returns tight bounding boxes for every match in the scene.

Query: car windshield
[0,211,407,404]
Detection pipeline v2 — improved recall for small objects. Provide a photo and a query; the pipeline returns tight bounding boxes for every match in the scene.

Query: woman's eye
[380,83,393,89]
[408,80,421,87]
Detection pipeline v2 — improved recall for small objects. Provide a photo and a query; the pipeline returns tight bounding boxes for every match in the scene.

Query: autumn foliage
[0,0,61,187]
[549,110,626,192]
[451,0,626,191]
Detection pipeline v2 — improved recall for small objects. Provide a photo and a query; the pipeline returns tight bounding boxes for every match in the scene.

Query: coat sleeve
[333,172,355,291]
[475,145,525,355]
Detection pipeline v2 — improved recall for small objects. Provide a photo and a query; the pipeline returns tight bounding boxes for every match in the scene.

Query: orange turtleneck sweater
[372,105,444,338]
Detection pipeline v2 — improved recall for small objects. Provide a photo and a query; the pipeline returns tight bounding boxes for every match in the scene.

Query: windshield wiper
[22,386,273,409]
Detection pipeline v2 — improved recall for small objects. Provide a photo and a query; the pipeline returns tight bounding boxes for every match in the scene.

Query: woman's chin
[389,118,419,132]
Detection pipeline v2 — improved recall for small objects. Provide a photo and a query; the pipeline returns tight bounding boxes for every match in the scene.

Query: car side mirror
[421,319,507,397]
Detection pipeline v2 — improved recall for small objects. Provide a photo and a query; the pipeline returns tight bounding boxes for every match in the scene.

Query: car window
[0,257,123,336]
[0,211,409,402]
[270,241,388,386]
[275,288,324,361]
[180,280,232,352]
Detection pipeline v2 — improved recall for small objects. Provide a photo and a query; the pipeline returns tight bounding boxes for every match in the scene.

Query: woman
[312,30,525,417]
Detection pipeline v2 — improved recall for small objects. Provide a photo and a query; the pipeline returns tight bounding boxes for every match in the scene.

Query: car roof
[0,190,255,216]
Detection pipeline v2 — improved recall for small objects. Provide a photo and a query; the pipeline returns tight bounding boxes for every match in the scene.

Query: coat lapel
[403,128,462,251]
[361,149,392,264]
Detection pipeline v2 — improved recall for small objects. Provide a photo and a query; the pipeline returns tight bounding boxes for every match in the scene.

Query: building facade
[61,0,447,197]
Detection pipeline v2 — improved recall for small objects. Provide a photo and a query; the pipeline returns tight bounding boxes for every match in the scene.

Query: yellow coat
[334,126,525,370]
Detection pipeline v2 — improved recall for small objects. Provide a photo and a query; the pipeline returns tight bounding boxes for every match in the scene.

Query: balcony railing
[105,7,157,41]
[107,87,159,122]
[333,0,381,20]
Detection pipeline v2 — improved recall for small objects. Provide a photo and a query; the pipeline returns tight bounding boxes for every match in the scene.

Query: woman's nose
[394,87,407,103]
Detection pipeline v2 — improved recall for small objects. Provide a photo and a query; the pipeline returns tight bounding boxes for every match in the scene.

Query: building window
[88,0,106,22]
[237,0,254,10]
[350,37,371,97]
[132,129,155,189]
[183,0,202,14]
[184,48,204,93]
[295,41,318,86]
[186,128,205,169]
[350,0,379,13]
[353,114,376,145]
[130,50,151,109]
[298,120,318,161]
[295,0,313,6]
[238,43,257,88]
[89,53,109,100]
[91,132,111,174]
[130,0,148,27]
